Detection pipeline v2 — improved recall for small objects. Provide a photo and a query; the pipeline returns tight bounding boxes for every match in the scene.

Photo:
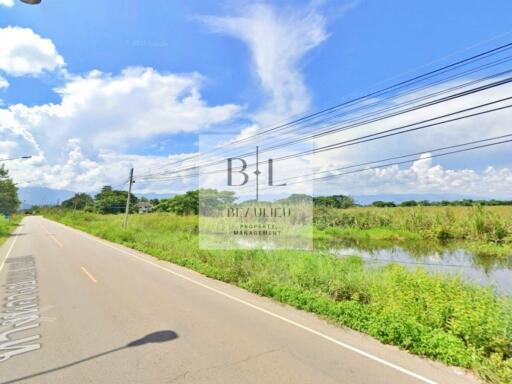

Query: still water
[326,243,512,295]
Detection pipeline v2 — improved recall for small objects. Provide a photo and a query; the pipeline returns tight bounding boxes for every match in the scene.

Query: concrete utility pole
[72,194,78,216]
[123,168,134,229]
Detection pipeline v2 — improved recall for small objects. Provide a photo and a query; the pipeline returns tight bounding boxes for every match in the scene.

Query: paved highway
[0,216,479,383]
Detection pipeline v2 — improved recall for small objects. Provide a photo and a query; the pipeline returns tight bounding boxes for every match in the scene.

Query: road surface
[0,216,478,384]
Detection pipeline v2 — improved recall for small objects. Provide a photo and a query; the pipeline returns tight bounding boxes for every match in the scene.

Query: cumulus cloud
[201,3,328,125]
[0,0,14,7]
[0,26,65,77]
[1,66,242,191]
[0,76,8,89]
[0,23,242,192]
[0,140,17,156]
[316,155,512,198]
[3,67,241,162]
[308,79,512,197]
[7,141,200,194]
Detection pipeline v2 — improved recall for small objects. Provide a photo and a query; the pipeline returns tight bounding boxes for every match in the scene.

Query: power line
[274,133,512,184]
[272,137,512,187]
[134,97,512,183]
[135,41,512,178]
[138,66,512,180]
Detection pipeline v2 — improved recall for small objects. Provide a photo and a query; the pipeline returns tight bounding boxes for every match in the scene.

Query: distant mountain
[18,187,176,208]
[19,187,75,208]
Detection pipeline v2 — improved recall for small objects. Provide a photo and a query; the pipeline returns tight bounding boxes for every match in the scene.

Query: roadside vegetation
[0,215,19,246]
[41,188,512,259]
[0,164,21,245]
[315,205,512,258]
[42,209,512,383]
[0,165,20,217]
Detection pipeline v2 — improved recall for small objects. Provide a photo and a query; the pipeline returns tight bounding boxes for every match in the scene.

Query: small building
[137,201,153,214]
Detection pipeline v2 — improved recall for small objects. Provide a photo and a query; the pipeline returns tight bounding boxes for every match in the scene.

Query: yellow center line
[41,224,63,248]
[80,266,97,283]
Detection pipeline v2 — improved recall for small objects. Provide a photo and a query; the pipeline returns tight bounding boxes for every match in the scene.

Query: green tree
[157,190,200,215]
[61,193,94,210]
[94,185,138,214]
[155,189,236,216]
[199,189,236,215]
[281,194,313,204]
[0,165,20,216]
[400,200,418,207]
[371,200,396,208]
[314,195,354,208]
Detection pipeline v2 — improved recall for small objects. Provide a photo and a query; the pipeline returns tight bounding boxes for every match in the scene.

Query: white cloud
[0,26,65,77]
[0,76,8,89]
[5,138,199,194]
[308,79,512,197]
[3,67,241,161]
[201,3,328,125]
[0,0,14,7]
[0,140,17,156]
[1,66,242,191]
[320,156,512,198]
[6,140,111,192]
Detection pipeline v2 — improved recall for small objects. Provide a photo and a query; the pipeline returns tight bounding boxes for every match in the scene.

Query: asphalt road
[0,216,479,384]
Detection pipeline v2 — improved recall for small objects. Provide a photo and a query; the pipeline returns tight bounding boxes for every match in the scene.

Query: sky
[1,0,512,199]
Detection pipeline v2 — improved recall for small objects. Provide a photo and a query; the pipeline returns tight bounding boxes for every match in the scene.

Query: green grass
[0,215,20,246]
[314,206,512,258]
[314,226,422,241]
[43,210,512,383]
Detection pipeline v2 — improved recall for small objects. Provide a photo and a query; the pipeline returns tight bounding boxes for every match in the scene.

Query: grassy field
[0,215,20,246]
[315,205,512,258]
[42,209,512,383]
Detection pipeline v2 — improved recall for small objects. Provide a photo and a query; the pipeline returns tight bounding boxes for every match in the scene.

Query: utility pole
[72,194,78,216]
[123,168,134,229]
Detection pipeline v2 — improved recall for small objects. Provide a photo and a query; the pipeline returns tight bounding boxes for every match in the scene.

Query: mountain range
[18,187,176,208]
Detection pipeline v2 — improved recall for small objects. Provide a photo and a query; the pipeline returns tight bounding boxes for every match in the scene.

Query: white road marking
[0,226,20,274]
[0,255,42,362]
[43,217,440,384]
[80,266,97,283]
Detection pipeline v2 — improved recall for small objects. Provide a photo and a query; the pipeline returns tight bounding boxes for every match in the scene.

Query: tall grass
[315,206,512,257]
[0,215,19,246]
[44,210,512,383]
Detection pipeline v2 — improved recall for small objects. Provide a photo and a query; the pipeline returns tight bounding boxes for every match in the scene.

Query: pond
[322,240,512,295]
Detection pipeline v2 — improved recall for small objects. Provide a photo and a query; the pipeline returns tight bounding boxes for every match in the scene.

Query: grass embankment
[315,206,512,258]
[43,210,512,383]
[0,215,20,246]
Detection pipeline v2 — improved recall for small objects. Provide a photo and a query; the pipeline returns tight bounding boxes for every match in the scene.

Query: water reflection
[320,239,512,294]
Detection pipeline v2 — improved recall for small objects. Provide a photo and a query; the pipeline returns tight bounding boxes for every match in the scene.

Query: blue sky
[2,0,512,197]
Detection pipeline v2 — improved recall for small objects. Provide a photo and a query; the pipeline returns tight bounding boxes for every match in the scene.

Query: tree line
[370,199,512,207]
[42,187,512,216]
